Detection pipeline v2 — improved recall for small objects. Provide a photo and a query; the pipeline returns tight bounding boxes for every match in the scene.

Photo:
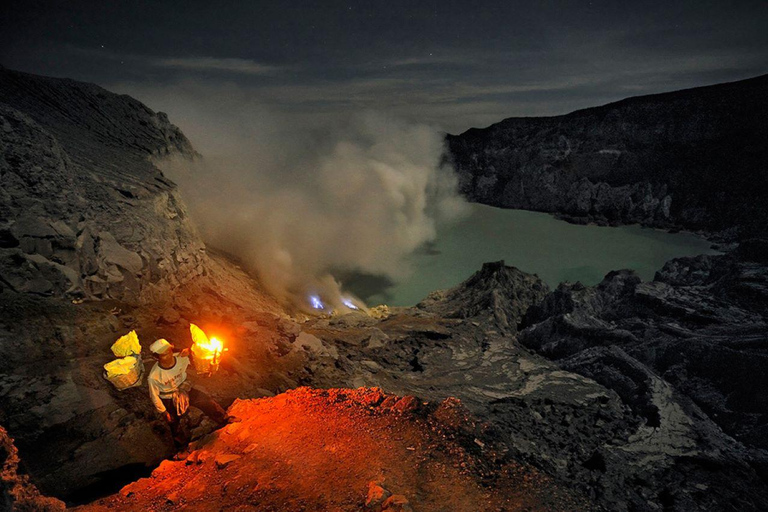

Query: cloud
[57,46,281,76]
[151,56,280,75]
[386,53,480,68]
[107,33,768,138]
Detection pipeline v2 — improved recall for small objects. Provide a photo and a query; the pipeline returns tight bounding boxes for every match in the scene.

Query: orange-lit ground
[76,387,588,511]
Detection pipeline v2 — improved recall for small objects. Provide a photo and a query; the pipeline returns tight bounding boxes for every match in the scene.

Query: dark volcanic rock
[0,68,204,303]
[518,248,768,510]
[0,425,65,511]
[288,251,768,510]
[4,66,768,512]
[0,427,66,512]
[417,260,550,334]
[447,74,768,239]
[302,259,768,511]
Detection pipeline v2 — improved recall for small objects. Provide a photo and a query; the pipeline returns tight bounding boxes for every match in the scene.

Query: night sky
[2,0,767,132]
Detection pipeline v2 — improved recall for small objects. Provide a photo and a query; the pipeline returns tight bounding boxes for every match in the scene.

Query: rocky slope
[520,239,768,449]
[0,67,205,302]
[0,68,298,502]
[77,387,586,512]
[79,253,761,511]
[294,260,768,511]
[447,74,768,239]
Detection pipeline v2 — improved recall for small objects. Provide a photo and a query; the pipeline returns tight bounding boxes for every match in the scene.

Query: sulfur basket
[103,355,145,391]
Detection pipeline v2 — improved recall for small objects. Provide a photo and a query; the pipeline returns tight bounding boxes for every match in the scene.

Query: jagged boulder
[417,260,549,333]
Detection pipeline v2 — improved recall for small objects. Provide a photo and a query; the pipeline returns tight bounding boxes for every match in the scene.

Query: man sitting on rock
[148,338,228,448]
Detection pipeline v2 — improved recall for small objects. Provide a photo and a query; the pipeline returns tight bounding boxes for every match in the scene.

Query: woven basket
[191,342,222,376]
[193,357,219,376]
[104,355,145,391]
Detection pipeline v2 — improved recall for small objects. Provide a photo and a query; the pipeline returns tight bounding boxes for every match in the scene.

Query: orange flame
[198,336,223,360]
[190,324,224,363]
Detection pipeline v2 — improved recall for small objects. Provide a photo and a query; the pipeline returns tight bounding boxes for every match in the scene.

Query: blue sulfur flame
[342,298,358,310]
[309,295,325,310]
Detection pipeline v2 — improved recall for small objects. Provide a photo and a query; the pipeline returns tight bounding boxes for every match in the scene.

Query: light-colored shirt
[147,355,190,413]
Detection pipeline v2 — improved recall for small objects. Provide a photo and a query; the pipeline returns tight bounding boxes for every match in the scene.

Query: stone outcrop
[520,241,768,451]
[447,73,768,239]
[417,260,550,334]
[0,68,205,303]
[515,242,768,509]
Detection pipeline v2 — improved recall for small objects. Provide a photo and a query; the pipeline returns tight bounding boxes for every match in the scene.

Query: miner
[148,338,229,448]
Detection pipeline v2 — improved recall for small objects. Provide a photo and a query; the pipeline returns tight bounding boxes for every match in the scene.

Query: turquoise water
[350,204,720,307]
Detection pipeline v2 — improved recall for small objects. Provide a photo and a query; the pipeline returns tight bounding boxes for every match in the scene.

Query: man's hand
[179,348,190,357]
[163,411,173,423]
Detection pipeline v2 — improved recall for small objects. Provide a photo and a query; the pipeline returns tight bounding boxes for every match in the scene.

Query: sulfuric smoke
[125,83,467,312]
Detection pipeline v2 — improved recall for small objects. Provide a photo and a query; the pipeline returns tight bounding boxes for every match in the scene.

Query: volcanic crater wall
[447,73,768,238]
[3,66,768,512]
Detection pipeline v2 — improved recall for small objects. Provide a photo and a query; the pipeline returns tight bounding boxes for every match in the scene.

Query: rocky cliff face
[447,74,768,239]
[0,68,207,302]
[0,69,294,503]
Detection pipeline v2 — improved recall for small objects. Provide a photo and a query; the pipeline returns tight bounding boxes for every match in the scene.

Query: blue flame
[309,295,324,310]
[342,298,358,310]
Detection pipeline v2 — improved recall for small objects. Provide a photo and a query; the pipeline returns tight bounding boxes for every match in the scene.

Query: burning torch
[190,323,225,376]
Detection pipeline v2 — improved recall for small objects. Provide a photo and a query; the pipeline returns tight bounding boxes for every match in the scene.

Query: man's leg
[162,398,189,448]
[188,387,228,425]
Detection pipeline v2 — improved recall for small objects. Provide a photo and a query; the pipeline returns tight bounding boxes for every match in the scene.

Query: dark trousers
[161,387,227,447]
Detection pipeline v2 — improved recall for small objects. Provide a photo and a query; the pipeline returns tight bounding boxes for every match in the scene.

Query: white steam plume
[126,83,467,311]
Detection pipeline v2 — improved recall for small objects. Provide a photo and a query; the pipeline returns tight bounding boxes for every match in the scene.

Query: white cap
[149,338,173,354]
